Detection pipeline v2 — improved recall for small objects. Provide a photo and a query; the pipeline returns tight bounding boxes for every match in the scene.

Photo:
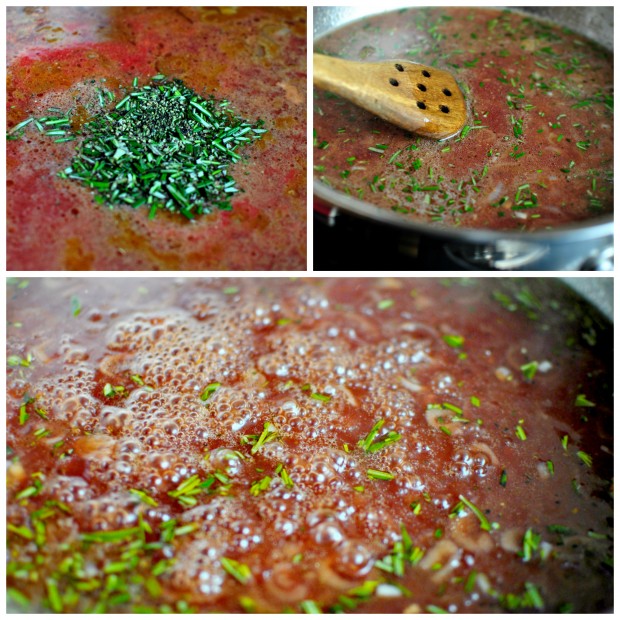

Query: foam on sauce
[7,278,613,612]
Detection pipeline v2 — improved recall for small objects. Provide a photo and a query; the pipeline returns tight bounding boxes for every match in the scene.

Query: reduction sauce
[314,8,613,231]
[7,278,613,612]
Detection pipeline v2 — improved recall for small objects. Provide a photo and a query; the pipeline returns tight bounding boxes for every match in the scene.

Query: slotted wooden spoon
[313,54,467,140]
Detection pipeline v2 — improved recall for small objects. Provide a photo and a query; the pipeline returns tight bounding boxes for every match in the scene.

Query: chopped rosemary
[221,557,252,585]
[367,468,395,481]
[443,334,464,348]
[200,382,221,402]
[520,361,538,380]
[457,494,492,531]
[15,76,265,219]
[250,421,279,455]
[358,419,401,453]
[574,394,595,407]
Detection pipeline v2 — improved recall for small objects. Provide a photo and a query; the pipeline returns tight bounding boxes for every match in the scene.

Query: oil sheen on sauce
[7,278,613,613]
[313,8,613,231]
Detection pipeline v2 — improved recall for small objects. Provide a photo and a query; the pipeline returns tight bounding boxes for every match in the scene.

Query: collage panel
[6,276,613,613]
[312,6,613,271]
[7,6,307,271]
[2,2,616,617]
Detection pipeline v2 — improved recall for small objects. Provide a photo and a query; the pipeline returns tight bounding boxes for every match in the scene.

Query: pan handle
[314,197,338,227]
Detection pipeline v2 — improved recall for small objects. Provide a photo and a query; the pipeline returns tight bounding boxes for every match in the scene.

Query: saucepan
[313,6,613,270]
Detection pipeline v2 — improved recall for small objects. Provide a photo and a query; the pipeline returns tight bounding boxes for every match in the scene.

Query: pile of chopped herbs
[7,75,267,219]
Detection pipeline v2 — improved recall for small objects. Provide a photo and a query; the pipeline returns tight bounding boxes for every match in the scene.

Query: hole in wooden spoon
[440,105,450,113]
[417,84,427,92]
[417,101,426,110]
[442,88,452,96]
[422,70,431,77]
[395,63,404,72]
[389,78,399,86]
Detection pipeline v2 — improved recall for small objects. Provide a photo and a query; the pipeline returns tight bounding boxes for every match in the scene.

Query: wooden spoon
[313,54,467,140]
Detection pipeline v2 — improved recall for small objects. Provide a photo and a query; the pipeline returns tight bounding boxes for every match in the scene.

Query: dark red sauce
[7,278,613,612]
[314,8,613,232]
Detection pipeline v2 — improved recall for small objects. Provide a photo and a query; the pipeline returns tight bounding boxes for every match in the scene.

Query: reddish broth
[314,8,613,231]
[7,278,612,613]
[7,7,306,271]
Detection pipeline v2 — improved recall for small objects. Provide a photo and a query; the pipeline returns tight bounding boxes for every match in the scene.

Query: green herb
[167,474,205,506]
[521,528,540,562]
[574,394,595,407]
[276,464,294,488]
[464,571,478,593]
[7,117,34,135]
[7,353,33,367]
[499,469,508,487]
[310,392,331,402]
[82,526,142,543]
[19,401,30,425]
[44,76,265,219]
[427,605,450,614]
[367,468,395,481]
[470,395,481,407]
[103,383,125,398]
[524,582,544,609]
[561,435,569,451]
[8,523,35,540]
[515,424,527,441]
[442,334,464,348]
[520,361,538,380]
[46,577,63,612]
[129,488,158,507]
[577,451,592,467]
[377,299,394,310]
[7,588,30,608]
[457,494,492,531]
[300,600,322,614]
[358,419,401,453]
[200,382,221,401]
[221,557,252,584]
[70,295,82,316]
[546,460,554,475]
[239,596,257,613]
[250,421,279,455]
[249,475,272,496]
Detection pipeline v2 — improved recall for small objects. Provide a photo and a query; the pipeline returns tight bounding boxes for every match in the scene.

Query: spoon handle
[313,54,467,140]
